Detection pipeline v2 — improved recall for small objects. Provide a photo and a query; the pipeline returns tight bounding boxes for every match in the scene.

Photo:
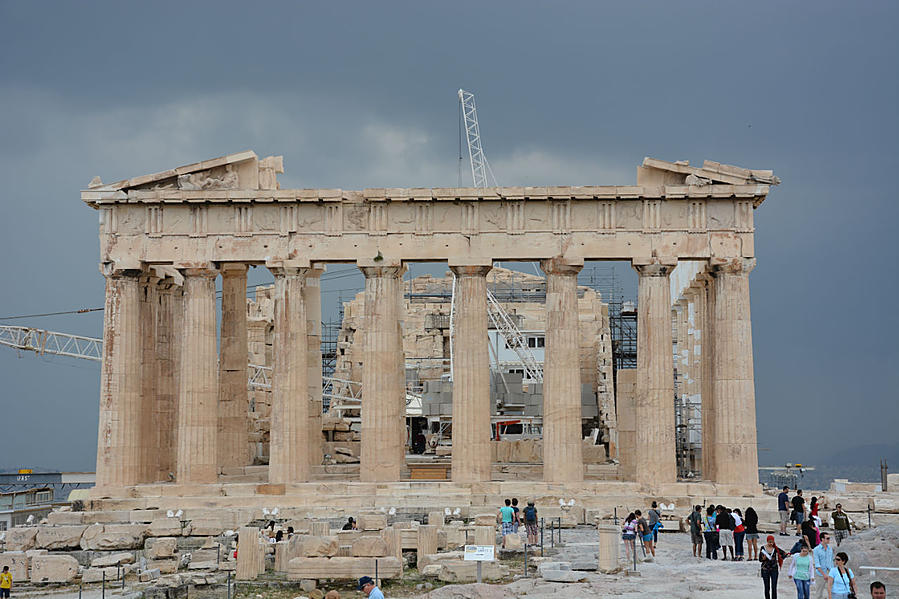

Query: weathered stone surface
[541,569,587,582]
[473,514,496,527]
[36,525,88,550]
[90,552,135,567]
[145,536,178,559]
[188,518,226,536]
[147,518,182,537]
[502,533,522,550]
[291,535,339,557]
[0,552,28,580]
[148,558,178,574]
[30,555,79,583]
[436,561,508,583]
[287,556,402,581]
[357,514,387,531]
[6,527,39,551]
[83,567,119,583]
[80,524,147,550]
[187,560,217,570]
[350,536,388,557]
[47,511,85,525]
[139,568,161,582]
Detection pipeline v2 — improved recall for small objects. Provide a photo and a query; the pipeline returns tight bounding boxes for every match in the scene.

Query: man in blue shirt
[812,532,834,599]
[778,486,790,536]
[359,576,385,599]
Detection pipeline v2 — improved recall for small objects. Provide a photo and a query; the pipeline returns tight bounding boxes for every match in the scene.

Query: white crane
[452,89,543,383]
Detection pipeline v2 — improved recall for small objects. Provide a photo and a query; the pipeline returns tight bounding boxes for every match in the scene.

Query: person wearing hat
[359,576,384,599]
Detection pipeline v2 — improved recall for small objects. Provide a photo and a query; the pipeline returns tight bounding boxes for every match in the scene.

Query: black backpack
[523,506,537,522]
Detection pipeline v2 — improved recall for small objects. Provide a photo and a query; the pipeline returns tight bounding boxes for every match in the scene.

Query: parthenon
[82,150,779,505]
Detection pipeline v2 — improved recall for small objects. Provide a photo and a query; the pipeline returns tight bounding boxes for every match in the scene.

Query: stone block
[187,560,217,570]
[145,537,178,559]
[139,568,161,582]
[147,518,183,537]
[148,558,179,574]
[47,511,85,525]
[503,533,522,550]
[542,569,587,582]
[435,560,507,583]
[311,522,330,536]
[427,511,444,526]
[82,567,119,583]
[30,555,78,583]
[80,524,147,550]
[36,525,88,550]
[350,536,388,557]
[188,518,226,536]
[5,527,39,551]
[357,514,387,531]
[473,513,497,526]
[0,552,28,581]
[292,535,339,557]
[286,556,402,581]
[90,552,135,567]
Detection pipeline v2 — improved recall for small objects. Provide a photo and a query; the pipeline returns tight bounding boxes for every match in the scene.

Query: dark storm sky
[1,1,896,471]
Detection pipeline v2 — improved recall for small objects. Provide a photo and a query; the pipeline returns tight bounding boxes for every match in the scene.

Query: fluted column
[138,273,159,483]
[633,259,677,486]
[359,264,406,483]
[696,272,716,480]
[218,263,250,470]
[269,267,311,484]
[176,267,219,483]
[154,279,179,481]
[304,267,325,472]
[541,258,584,482]
[710,258,759,487]
[449,264,492,482]
[95,268,143,489]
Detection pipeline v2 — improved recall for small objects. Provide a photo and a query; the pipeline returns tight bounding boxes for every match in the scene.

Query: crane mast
[458,89,498,188]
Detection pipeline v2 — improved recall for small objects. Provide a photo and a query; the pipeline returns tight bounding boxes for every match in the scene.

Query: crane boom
[458,89,498,188]
[0,325,102,361]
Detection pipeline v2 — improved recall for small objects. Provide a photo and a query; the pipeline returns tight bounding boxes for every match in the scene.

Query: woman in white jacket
[788,544,816,599]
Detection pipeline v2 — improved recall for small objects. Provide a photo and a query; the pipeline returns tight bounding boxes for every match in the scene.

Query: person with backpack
[703,505,719,560]
[744,506,761,561]
[648,501,662,549]
[523,500,539,546]
[687,505,704,558]
[635,509,654,560]
[622,512,637,564]
[717,505,736,561]
[760,535,788,599]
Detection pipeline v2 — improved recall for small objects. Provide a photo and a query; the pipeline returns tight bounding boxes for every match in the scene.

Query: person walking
[635,509,654,560]
[621,512,637,564]
[733,508,746,561]
[830,504,853,547]
[498,499,515,539]
[779,486,791,536]
[745,506,761,561]
[813,532,835,599]
[827,552,857,599]
[511,498,521,534]
[792,490,807,536]
[704,505,719,560]
[522,500,539,546]
[789,544,816,599]
[801,513,819,550]
[760,535,787,599]
[0,566,11,599]
[648,501,662,549]
[688,505,704,558]
[717,505,736,561]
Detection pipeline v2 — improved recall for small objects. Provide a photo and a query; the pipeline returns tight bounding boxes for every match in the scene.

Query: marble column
[95,268,143,489]
[154,279,179,482]
[632,259,677,486]
[541,258,584,483]
[138,273,159,483]
[304,267,325,473]
[176,267,219,484]
[449,264,492,483]
[269,267,310,484]
[218,263,250,471]
[710,258,759,487]
[696,272,716,481]
[359,264,406,483]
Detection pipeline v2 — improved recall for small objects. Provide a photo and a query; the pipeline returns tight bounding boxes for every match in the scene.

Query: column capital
[710,257,756,276]
[449,264,492,277]
[269,265,311,279]
[176,262,219,279]
[100,262,142,279]
[359,264,406,278]
[219,262,249,277]
[540,256,584,276]
[632,260,676,277]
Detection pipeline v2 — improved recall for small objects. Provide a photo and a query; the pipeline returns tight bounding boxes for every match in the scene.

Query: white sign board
[464,545,495,562]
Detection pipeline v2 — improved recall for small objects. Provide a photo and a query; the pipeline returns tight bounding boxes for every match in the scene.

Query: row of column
[96,255,758,489]
[631,258,758,487]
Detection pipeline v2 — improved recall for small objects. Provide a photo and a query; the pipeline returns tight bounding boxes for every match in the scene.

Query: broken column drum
[83,151,776,494]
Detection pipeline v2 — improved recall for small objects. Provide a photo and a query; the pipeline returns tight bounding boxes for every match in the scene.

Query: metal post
[524,541,528,577]
[868,504,872,528]
[557,517,562,544]
[79,583,82,599]
[550,520,554,548]
[614,507,618,525]
[227,571,231,599]
[540,518,544,557]
[476,560,482,584]
[121,564,125,589]
[102,570,106,599]
[375,558,379,588]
